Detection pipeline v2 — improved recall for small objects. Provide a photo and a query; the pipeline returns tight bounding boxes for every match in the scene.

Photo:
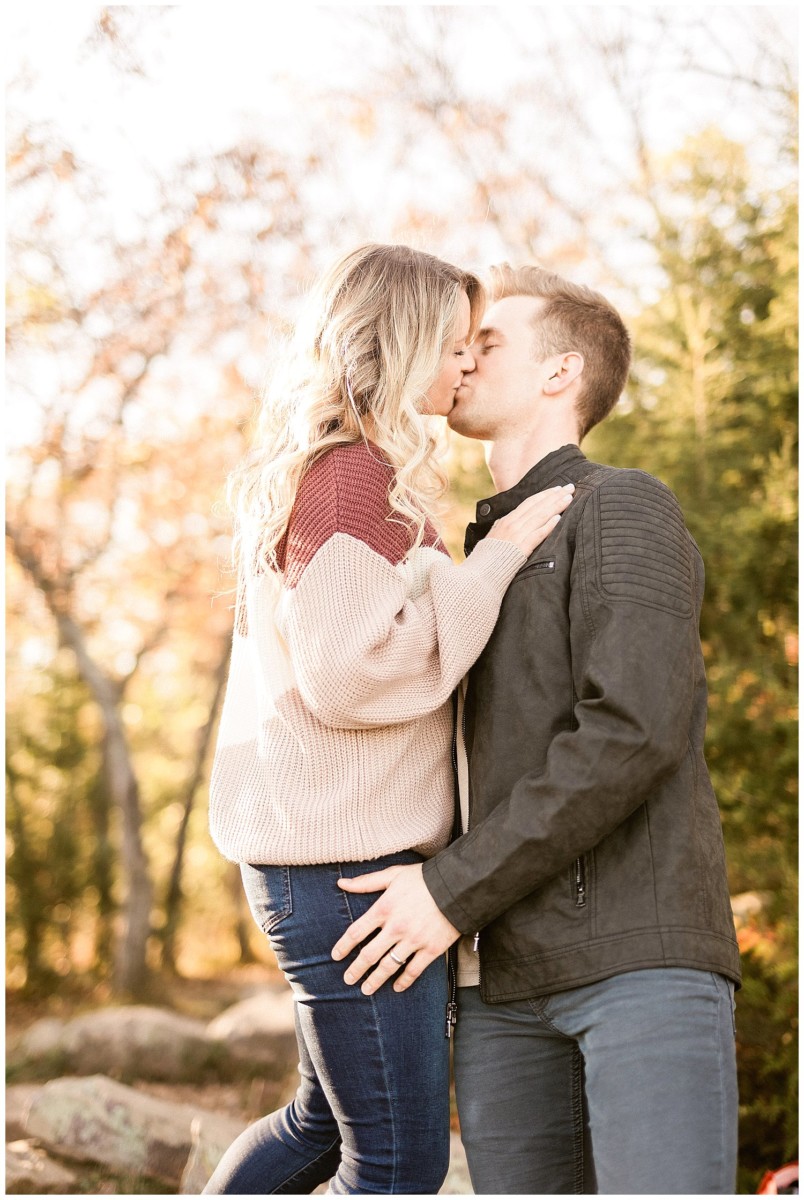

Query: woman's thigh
[242,853,451,1195]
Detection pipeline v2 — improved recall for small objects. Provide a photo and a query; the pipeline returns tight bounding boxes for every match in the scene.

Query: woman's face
[423,292,475,417]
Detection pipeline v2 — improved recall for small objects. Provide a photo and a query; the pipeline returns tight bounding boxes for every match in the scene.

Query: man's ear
[544,352,584,395]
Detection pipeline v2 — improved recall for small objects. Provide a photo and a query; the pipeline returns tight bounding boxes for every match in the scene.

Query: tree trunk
[8,526,154,996]
[101,719,153,995]
[6,530,154,998]
[160,640,231,972]
[56,619,153,993]
[229,862,257,964]
[677,286,713,501]
[87,773,115,970]
[51,607,152,995]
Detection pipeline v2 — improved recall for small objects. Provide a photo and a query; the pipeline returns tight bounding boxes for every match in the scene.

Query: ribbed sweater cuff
[464,536,528,590]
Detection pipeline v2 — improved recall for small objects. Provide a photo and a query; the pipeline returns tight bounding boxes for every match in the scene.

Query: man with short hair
[333,264,741,1194]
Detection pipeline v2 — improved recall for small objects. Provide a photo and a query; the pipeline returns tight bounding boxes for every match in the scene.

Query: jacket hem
[478,931,742,1003]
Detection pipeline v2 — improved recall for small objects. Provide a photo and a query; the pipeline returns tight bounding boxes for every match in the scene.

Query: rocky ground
[6,975,472,1194]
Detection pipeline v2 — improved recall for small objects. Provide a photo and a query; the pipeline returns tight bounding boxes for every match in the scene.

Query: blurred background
[6,5,797,1192]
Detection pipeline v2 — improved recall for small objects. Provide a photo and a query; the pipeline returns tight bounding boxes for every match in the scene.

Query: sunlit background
[6,5,797,1191]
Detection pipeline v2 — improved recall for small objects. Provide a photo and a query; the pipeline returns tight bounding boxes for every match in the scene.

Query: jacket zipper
[445,691,461,1038]
[445,688,481,1037]
[446,947,458,1038]
[574,856,587,907]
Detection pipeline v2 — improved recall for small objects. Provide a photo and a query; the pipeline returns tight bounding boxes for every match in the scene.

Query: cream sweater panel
[209,532,526,865]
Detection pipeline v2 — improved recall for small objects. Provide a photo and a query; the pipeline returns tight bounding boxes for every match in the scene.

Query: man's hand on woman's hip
[332,864,460,994]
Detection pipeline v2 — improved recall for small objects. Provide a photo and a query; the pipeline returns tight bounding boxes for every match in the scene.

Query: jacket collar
[465,444,588,555]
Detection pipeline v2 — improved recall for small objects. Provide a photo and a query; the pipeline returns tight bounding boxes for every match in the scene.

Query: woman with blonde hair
[205,243,573,1194]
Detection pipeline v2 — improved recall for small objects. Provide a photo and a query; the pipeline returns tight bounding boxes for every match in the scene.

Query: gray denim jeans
[454,968,738,1195]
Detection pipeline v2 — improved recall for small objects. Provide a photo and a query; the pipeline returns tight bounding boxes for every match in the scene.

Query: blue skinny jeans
[454,968,738,1194]
[203,850,450,1195]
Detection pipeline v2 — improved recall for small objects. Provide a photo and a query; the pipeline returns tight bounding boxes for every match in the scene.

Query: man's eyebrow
[475,325,503,341]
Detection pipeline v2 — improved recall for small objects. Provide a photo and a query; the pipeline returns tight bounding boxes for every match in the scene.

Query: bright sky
[7,5,797,448]
[9,4,796,232]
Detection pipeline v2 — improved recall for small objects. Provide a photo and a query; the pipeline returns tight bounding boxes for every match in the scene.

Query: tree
[584,126,797,1185]
[6,115,314,992]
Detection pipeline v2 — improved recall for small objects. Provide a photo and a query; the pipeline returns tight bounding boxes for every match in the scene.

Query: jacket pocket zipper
[515,558,557,581]
[573,856,587,908]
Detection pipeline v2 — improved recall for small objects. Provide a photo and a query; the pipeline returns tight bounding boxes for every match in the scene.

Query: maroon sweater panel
[276,441,446,589]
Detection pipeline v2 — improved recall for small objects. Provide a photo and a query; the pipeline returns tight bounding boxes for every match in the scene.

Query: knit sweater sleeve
[274,442,526,729]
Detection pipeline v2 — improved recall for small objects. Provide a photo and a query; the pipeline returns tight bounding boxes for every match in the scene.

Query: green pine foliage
[6,664,110,993]
[585,128,798,1187]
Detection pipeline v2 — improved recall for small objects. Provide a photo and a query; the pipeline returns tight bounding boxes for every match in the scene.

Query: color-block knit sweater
[209,440,526,866]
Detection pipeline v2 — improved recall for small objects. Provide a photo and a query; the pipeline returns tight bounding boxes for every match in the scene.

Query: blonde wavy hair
[230,243,484,575]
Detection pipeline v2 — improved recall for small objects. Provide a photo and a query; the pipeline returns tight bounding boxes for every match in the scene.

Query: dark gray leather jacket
[423,445,741,1003]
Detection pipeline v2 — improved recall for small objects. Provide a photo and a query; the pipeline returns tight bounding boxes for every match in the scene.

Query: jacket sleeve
[275,448,527,729]
[423,471,700,932]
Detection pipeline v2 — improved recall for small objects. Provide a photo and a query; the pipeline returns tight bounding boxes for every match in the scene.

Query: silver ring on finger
[388,949,407,966]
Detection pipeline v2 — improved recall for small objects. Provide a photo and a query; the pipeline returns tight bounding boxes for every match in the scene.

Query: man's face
[448,294,549,440]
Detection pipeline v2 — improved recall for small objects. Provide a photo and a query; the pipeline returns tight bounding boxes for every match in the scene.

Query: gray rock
[205,989,297,1071]
[178,1112,249,1193]
[5,1140,78,1194]
[9,998,299,1083]
[25,1074,212,1185]
[7,1018,67,1073]
[58,1006,218,1081]
[5,1084,41,1140]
